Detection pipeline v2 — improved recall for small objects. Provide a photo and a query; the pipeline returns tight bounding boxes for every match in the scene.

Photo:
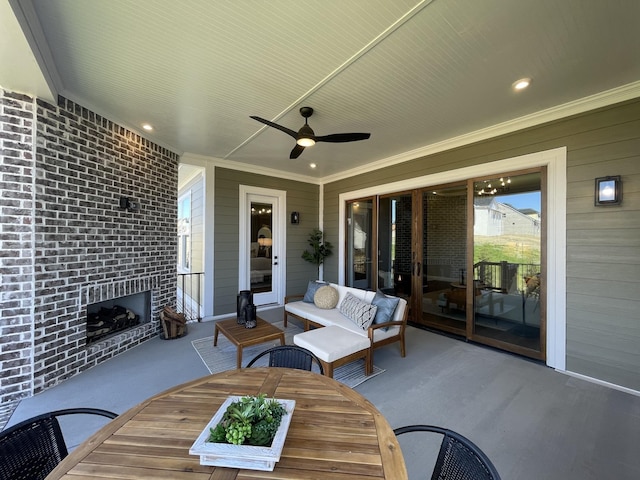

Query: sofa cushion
[371,289,400,330]
[329,283,374,307]
[314,285,339,309]
[303,281,328,303]
[286,301,352,328]
[286,295,405,341]
[293,326,370,363]
[339,292,378,330]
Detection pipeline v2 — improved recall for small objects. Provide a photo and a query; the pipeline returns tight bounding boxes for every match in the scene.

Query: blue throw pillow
[371,289,400,329]
[303,281,328,303]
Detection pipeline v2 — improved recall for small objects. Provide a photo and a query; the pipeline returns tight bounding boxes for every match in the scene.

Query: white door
[239,186,286,306]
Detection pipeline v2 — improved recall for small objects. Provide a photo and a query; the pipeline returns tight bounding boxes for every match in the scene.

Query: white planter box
[189,396,296,471]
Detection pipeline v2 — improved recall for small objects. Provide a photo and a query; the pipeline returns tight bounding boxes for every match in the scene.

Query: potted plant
[207,394,286,446]
[301,229,333,274]
[190,394,296,471]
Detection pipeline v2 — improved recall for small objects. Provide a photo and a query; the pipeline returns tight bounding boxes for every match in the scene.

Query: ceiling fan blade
[250,116,297,139]
[290,144,305,159]
[315,132,371,143]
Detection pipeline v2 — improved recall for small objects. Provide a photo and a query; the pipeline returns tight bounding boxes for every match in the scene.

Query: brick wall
[425,193,467,280]
[0,90,36,426]
[0,88,178,426]
[394,195,413,274]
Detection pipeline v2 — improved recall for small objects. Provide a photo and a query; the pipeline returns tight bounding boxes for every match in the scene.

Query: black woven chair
[0,407,118,480]
[394,424,501,480]
[246,345,324,374]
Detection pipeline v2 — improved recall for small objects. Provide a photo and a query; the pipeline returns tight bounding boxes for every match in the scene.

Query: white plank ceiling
[4,0,640,180]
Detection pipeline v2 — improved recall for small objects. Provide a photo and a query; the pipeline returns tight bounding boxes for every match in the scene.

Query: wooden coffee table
[213,317,285,368]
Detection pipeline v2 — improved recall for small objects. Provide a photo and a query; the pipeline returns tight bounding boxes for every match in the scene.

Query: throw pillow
[314,285,339,309]
[303,281,328,303]
[371,289,400,331]
[339,292,378,330]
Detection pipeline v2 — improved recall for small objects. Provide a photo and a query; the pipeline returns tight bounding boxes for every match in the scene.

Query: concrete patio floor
[6,307,640,480]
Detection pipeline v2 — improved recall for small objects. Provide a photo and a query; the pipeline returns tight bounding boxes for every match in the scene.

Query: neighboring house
[474,197,540,237]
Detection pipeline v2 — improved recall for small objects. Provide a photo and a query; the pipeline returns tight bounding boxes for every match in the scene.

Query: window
[178,192,191,272]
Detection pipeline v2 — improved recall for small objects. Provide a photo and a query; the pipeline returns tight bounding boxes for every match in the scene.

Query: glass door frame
[413,182,468,331]
[467,167,547,360]
[345,197,377,290]
[238,185,286,306]
[337,146,566,369]
[342,170,547,361]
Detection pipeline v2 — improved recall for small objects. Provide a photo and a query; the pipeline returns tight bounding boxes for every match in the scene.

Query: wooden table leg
[213,324,219,346]
[278,333,285,345]
[236,346,243,369]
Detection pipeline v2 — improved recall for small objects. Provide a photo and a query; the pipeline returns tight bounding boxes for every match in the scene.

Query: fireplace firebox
[86,291,151,344]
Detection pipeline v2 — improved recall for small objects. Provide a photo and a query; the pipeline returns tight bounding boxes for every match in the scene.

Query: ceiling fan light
[297,123,315,147]
[297,137,315,147]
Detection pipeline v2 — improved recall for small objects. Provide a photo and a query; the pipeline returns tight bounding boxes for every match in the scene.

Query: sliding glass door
[343,169,546,361]
[471,171,544,358]
[378,193,413,298]
[346,198,375,289]
[416,183,468,335]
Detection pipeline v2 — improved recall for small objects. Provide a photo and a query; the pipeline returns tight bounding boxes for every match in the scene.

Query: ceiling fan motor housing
[297,123,315,144]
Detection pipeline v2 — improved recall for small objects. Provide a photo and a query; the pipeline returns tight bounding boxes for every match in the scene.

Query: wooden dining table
[47,367,408,479]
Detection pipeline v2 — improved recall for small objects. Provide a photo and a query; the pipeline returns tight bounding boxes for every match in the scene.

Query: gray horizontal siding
[214,168,318,315]
[323,97,640,390]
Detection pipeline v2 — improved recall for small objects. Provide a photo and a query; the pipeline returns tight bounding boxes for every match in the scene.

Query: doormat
[191,320,384,389]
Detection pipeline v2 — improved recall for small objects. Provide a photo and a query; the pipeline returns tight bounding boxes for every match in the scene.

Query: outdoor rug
[191,320,384,389]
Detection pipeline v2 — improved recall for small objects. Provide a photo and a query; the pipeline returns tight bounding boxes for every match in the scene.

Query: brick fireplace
[84,279,156,343]
[0,88,179,427]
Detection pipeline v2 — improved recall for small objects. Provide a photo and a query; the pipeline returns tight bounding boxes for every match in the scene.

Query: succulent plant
[208,395,286,446]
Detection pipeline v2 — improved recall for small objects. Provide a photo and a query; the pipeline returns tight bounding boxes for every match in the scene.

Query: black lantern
[237,290,252,324]
[244,304,257,328]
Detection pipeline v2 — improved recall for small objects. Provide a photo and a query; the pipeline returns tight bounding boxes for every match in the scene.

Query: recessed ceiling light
[142,123,153,131]
[512,78,531,91]
[309,163,317,169]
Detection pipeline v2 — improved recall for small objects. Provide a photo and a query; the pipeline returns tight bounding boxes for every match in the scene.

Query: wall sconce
[595,176,622,206]
[291,211,300,224]
[119,196,139,212]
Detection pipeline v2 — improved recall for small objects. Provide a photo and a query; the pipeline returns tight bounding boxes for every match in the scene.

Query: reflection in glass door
[343,170,545,361]
[417,184,468,335]
[378,193,413,300]
[346,199,374,289]
[250,202,273,295]
[472,171,544,358]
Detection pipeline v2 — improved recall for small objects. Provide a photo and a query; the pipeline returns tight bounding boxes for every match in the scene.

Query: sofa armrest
[284,294,304,304]
[367,299,408,341]
[367,320,403,340]
[283,294,304,327]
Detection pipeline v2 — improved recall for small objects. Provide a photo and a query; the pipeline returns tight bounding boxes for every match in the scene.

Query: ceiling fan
[250,106,371,159]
